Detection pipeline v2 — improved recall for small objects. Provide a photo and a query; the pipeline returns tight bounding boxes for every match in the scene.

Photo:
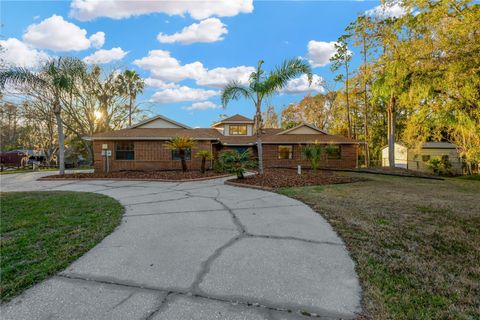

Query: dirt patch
[40,170,230,181]
[227,168,365,189]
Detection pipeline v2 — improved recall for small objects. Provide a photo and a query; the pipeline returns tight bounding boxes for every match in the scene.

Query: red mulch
[228,168,365,189]
[40,170,228,181]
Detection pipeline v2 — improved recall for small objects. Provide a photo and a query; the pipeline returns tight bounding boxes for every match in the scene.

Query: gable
[137,118,184,129]
[132,115,190,129]
[278,124,327,135]
[284,126,324,135]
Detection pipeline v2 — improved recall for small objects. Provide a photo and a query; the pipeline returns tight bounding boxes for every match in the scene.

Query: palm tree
[221,58,313,173]
[116,70,144,127]
[218,149,256,179]
[301,143,324,172]
[165,136,195,172]
[195,150,213,173]
[0,57,85,174]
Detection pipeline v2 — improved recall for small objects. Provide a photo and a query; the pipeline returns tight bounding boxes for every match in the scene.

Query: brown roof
[218,135,257,145]
[89,126,357,145]
[90,128,221,140]
[214,114,254,124]
[261,133,358,144]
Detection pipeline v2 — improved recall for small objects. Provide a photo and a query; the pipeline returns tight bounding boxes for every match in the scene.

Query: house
[381,142,462,174]
[87,114,359,173]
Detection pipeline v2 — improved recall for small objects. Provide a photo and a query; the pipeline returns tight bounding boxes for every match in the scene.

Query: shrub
[218,149,256,179]
[428,156,453,176]
[301,144,323,172]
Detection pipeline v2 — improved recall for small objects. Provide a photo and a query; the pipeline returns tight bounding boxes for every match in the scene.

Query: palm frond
[0,67,45,90]
[221,81,253,108]
[263,58,313,95]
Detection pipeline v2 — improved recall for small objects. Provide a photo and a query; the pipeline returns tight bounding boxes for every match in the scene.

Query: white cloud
[133,50,204,82]
[89,31,105,48]
[307,40,337,67]
[23,15,105,51]
[144,78,179,90]
[365,3,407,19]
[0,38,49,68]
[281,74,325,94]
[157,18,228,44]
[70,0,254,21]
[151,86,219,103]
[83,47,128,64]
[183,101,220,111]
[196,66,254,87]
[134,50,254,87]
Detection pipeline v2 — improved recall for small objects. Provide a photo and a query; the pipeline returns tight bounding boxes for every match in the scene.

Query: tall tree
[330,35,353,138]
[262,105,279,128]
[0,57,85,174]
[116,70,145,127]
[348,15,375,166]
[280,92,337,130]
[221,58,312,173]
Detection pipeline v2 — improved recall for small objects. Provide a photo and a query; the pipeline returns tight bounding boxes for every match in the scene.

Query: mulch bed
[39,170,229,181]
[227,168,365,189]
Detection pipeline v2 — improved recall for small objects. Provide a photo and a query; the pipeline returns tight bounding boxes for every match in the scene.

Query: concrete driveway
[0,172,361,320]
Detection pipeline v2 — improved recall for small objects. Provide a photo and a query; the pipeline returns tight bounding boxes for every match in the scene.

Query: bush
[218,149,256,179]
[428,156,453,176]
[301,144,323,172]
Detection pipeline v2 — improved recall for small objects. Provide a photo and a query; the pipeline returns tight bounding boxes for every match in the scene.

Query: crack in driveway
[0,175,361,319]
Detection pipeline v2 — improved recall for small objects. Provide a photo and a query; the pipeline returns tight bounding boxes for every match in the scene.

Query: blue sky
[1,0,390,128]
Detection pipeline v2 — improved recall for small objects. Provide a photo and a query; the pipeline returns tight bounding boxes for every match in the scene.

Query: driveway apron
[0,172,361,320]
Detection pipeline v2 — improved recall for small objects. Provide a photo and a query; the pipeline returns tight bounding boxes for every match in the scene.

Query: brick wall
[262,144,357,169]
[93,140,358,172]
[93,140,214,173]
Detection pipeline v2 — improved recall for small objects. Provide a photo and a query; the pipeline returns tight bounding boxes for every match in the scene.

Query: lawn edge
[38,173,233,182]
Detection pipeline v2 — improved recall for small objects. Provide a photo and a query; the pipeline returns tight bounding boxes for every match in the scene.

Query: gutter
[86,137,220,141]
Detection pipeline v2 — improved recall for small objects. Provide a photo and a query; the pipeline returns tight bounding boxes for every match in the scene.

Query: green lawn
[279,173,480,320]
[0,191,123,301]
[0,168,59,175]
[0,166,93,175]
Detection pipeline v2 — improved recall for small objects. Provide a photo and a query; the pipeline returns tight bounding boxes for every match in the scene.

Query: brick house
[87,114,359,173]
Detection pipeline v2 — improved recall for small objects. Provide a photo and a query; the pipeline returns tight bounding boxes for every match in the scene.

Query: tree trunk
[85,141,94,166]
[255,110,264,174]
[179,149,187,172]
[345,61,352,139]
[388,95,396,168]
[128,97,132,127]
[363,38,370,167]
[201,157,206,173]
[54,108,65,174]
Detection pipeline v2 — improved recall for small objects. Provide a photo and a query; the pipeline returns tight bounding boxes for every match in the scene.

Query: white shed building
[381,142,462,174]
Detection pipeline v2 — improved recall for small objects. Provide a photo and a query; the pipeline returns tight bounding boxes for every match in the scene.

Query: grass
[0,167,59,175]
[0,165,93,175]
[0,191,123,301]
[279,173,480,319]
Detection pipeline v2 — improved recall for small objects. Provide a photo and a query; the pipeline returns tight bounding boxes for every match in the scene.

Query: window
[229,125,247,135]
[116,142,134,160]
[278,145,293,159]
[172,149,191,160]
[422,155,431,162]
[326,144,341,159]
[233,147,248,154]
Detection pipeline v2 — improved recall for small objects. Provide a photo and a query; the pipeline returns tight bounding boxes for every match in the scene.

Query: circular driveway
[1,172,361,319]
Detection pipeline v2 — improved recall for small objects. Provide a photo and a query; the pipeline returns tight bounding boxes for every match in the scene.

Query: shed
[381,142,462,174]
